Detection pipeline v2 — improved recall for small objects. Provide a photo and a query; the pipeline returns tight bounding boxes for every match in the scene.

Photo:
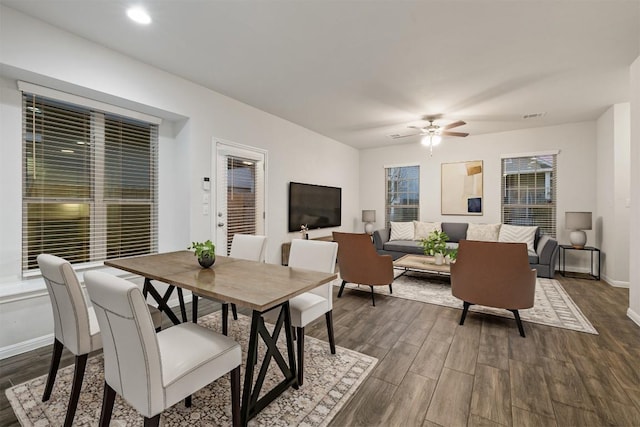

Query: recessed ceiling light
[127,7,151,25]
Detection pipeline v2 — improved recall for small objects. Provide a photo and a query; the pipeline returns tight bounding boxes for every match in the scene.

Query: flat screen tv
[288,182,342,232]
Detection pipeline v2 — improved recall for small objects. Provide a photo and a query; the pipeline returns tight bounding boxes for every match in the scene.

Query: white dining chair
[264,239,338,386]
[38,254,162,427]
[85,271,242,427]
[192,234,267,333]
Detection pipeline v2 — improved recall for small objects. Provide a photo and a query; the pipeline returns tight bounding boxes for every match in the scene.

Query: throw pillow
[413,221,442,240]
[390,221,414,241]
[466,223,501,242]
[499,224,538,252]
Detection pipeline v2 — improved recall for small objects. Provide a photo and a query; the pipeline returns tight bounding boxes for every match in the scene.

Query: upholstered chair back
[84,271,163,418]
[288,239,338,308]
[332,232,394,286]
[451,240,536,310]
[230,234,267,262]
[38,254,99,355]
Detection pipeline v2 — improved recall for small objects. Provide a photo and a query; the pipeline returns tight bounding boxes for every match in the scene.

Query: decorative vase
[198,253,215,268]
[434,253,444,265]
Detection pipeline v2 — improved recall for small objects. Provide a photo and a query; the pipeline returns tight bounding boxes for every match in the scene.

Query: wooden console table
[281,235,333,265]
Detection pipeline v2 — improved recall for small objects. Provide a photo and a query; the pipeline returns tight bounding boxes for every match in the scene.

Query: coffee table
[393,254,451,278]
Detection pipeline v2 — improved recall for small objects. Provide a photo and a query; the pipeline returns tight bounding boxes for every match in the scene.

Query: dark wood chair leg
[42,338,63,401]
[192,294,199,323]
[460,301,471,325]
[144,414,161,427]
[177,288,187,322]
[325,311,336,354]
[296,326,305,386]
[337,280,347,298]
[230,366,241,427]
[185,395,192,407]
[369,286,376,306]
[99,382,116,427]
[389,284,393,294]
[231,303,238,320]
[511,309,526,337]
[63,353,88,427]
[222,303,229,335]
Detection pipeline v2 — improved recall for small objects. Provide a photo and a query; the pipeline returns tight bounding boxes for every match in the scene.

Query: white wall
[596,104,631,286]
[629,56,640,326]
[0,6,359,357]
[360,122,598,272]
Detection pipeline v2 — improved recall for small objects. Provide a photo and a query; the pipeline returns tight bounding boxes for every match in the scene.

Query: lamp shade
[362,210,376,223]
[565,212,592,230]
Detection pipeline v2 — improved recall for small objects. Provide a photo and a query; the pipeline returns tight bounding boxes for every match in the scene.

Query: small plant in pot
[189,240,216,268]
[446,247,458,264]
[420,230,449,265]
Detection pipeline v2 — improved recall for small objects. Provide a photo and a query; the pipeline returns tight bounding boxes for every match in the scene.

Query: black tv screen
[288,182,342,232]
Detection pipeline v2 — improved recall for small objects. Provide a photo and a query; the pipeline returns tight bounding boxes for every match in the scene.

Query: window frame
[384,164,420,229]
[501,151,558,237]
[21,87,160,274]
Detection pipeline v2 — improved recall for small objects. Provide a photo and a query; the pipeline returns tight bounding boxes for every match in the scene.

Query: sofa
[373,222,559,278]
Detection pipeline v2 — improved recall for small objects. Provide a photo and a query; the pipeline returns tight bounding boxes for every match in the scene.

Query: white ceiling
[2,0,639,149]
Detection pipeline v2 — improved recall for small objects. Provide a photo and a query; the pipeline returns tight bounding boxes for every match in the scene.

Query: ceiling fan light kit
[406,118,469,156]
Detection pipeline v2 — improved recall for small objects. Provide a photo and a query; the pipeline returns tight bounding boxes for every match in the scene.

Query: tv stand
[281,235,333,265]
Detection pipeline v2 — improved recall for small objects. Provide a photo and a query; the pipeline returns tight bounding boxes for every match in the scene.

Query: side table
[559,245,600,280]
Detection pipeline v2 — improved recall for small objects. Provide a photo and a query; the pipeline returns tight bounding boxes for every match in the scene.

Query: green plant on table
[420,230,449,256]
[446,247,458,262]
[189,240,215,259]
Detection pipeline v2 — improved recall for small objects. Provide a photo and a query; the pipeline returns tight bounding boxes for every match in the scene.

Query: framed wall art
[441,160,483,215]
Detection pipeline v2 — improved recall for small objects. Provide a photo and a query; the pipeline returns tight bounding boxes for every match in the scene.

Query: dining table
[105,250,337,426]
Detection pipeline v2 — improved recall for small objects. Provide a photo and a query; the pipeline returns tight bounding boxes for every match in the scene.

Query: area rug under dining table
[6,312,377,426]
[338,272,598,335]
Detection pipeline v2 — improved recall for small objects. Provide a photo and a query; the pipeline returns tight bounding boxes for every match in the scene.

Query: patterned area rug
[6,312,377,426]
[338,271,598,335]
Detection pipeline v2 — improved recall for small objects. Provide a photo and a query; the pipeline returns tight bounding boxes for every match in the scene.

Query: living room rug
[338,272,598,335]
[5,312,377,427]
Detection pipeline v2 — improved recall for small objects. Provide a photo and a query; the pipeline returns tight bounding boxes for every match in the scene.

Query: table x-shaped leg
[143,278,181,325]
[240,302,297,426]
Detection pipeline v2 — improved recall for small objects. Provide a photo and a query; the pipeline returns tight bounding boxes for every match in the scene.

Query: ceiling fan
[391,116,469,155]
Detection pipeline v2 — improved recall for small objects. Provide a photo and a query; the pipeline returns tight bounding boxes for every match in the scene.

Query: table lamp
[362,210,376,235]
[565,211,592,249]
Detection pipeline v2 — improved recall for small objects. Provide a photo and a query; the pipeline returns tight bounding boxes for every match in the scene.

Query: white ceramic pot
[434,253,444,265]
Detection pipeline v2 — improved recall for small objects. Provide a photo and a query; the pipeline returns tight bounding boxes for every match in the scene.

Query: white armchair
[85,271,242,427]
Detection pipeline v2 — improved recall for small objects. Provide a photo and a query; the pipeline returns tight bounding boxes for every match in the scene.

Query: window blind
[22,93,158,272]
[217,153,265,254]
[385,165,420,229]
[501,154,557,237]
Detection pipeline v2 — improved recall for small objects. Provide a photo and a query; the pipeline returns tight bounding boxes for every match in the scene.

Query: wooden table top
[393,254,452,274]
[105,250,337,312]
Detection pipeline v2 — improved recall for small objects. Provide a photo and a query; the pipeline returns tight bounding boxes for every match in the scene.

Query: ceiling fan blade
[442,120,466,130]
[390,132,420,139]
[441,131,469,137]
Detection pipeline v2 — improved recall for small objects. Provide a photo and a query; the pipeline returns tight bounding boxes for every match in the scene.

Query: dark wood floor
[2,276,639,426]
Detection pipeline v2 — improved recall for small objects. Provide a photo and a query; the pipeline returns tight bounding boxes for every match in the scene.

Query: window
[501,154,557,237]
[385,165,420,228]
[22,93,158,272]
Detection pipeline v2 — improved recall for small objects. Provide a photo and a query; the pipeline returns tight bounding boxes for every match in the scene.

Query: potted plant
[189,240,216,268]
[446,247,458,264]
[420,230,449,265]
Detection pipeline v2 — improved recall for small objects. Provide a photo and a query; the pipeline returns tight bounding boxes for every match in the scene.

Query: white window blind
[385,165,420,229]
[501,154,557,237]
[22,93,158,272]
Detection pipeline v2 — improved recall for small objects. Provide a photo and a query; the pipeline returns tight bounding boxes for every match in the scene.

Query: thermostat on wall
[202,177,210,191]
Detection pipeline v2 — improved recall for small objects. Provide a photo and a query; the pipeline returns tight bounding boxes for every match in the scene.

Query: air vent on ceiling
[522,112,546,120]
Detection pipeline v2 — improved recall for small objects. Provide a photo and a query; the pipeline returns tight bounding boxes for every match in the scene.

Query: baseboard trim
[602,275,630,288]
[0,333,54,360]
[627,307,640,327]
